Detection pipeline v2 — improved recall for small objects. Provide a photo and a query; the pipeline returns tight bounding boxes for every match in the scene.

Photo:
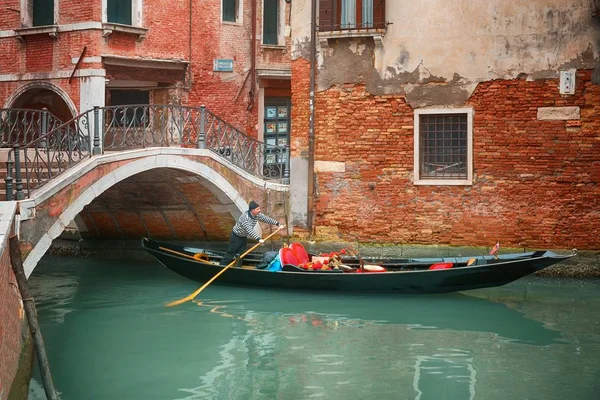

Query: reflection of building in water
[176,310,289,399]
[412,348,477,400]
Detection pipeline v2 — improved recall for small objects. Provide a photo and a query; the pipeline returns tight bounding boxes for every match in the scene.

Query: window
[414,108,473,185]
[107,0,132,25]
[32,0,54,26]
[263,97,290,178]
[108,90,150,127]
[319,0,385,31]
[223,0,240,23]
[263,0,279,45]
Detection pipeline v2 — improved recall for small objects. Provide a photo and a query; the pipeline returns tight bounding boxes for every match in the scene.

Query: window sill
[261,44,286,50]
[102,23,148,42]
[414,179,473,186]
[14,25,59,41]
[222,20,243,27]
[260,44,287,54]
[318,29,386,48]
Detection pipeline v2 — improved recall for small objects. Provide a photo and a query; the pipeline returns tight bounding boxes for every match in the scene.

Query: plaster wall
[292,0,600,106]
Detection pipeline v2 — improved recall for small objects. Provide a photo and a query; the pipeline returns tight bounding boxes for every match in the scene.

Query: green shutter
[223,0,236,22]
[108,0,132,25]
[263,0,279,44]
[33,0,54,27]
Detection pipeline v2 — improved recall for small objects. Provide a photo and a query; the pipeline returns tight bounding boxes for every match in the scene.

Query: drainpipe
[188,0,192,89]
[307,0,316,236]
[248,0,257,110]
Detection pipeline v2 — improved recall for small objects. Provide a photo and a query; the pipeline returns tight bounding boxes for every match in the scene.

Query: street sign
[213,59,233,72]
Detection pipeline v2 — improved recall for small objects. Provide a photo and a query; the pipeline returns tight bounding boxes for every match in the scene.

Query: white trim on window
[101,0,143,27]
[261,0,284,45]
[413,107,473,186]
[222,0,244,25]
[21,0,59,27]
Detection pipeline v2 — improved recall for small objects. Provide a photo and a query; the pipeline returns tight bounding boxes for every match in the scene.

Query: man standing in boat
[220,200,284,266]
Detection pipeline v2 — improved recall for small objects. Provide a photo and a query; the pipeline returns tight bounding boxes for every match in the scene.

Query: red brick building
[289,0,600,251]
[0,0,292,139]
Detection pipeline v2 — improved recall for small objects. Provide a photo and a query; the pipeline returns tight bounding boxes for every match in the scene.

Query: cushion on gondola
[290,243,310,264]
[428,262,454,270]
[280,247,300,266]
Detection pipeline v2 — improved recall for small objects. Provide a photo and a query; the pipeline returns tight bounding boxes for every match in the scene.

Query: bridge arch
[21,149,287,277]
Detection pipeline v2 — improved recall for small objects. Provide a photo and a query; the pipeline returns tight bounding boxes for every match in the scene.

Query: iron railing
[0,108,62,147]
[5,105,289,200]
[5,110,92,200]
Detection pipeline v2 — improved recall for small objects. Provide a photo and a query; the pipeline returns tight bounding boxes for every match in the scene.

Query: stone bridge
[1,105,292,277]
[16,147,288,277]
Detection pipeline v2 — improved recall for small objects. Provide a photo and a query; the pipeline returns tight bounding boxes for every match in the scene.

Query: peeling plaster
[292,0,600,106]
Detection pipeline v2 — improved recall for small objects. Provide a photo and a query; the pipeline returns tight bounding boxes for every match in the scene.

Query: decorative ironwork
[4,104,289,200]
[0,108,62,147]
[5,111,92,199]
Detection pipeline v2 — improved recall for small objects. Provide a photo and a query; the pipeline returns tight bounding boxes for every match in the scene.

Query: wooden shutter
[263,0,279,44]
[107,0,132,25]
[223,0,236,22]
[319,0,335,31]
[33,0,54,26]
[373,0,385,29]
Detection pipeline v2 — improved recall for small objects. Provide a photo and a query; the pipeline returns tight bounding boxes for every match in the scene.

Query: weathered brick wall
[0,233,25,400]
[185,1,258,135]
[290,58,310,157]
[291,63,600,250]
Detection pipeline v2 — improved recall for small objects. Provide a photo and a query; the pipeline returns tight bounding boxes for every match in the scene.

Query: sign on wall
[213,59,234,72]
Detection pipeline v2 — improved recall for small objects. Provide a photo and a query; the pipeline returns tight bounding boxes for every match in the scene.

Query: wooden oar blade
[166,296,193,307]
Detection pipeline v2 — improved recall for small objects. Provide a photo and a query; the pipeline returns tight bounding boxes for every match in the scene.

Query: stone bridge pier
[17,147,289,277]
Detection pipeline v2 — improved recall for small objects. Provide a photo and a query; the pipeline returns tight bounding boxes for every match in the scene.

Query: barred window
[414,109,473,185]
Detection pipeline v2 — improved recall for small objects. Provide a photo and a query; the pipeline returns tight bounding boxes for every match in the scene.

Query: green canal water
[27,255,599,400]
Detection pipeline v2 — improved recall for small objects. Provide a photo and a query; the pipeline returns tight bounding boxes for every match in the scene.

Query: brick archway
[19,149,288,277]
[4,82,77,122]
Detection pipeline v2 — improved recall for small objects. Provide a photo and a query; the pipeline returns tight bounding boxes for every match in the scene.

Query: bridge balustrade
[0,108,62,147]
[4,105,290,200]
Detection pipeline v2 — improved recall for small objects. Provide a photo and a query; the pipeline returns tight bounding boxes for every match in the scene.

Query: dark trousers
[220,231,247,266]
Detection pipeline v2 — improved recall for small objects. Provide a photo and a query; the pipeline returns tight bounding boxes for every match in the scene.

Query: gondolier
[220,200,284,266]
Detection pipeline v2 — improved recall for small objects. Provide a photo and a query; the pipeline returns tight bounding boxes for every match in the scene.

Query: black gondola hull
[142,238,573,294]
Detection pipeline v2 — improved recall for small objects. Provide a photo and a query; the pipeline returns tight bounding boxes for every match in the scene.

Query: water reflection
[193,290,562,345]
[172,290,561,399]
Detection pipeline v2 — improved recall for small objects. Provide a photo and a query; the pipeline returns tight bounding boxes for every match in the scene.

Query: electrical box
[559,69,576,95]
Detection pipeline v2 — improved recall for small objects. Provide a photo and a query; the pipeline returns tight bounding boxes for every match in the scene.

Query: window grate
[419,114,467,179]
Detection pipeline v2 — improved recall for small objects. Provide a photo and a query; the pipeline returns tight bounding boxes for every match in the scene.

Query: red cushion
[428,262,454,270]
[280,247,300,266]
[290,242,310,264]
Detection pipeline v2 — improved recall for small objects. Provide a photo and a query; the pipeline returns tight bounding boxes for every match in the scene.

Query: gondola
[141,237,575,294]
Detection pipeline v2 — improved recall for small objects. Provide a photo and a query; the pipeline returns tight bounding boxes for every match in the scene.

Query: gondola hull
[142,238,574,294]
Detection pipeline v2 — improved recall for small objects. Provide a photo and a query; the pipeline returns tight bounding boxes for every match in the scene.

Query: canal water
[27,255,599,400]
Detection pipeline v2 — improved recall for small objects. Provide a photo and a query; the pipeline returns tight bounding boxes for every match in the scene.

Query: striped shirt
[232,211,279,240]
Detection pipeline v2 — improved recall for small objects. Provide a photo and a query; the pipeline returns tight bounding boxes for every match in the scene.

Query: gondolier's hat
[249,200,260,211]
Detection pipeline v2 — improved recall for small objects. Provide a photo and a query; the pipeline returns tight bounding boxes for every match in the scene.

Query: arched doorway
[2,83,77,146]
[10,86,75,123]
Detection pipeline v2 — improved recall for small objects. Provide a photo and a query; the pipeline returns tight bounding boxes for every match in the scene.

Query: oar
[166,225,284,307]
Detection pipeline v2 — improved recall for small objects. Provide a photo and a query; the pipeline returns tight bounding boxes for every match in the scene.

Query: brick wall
[290,63,600,250]
[0,235,25,400]
[0,0,292,139]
